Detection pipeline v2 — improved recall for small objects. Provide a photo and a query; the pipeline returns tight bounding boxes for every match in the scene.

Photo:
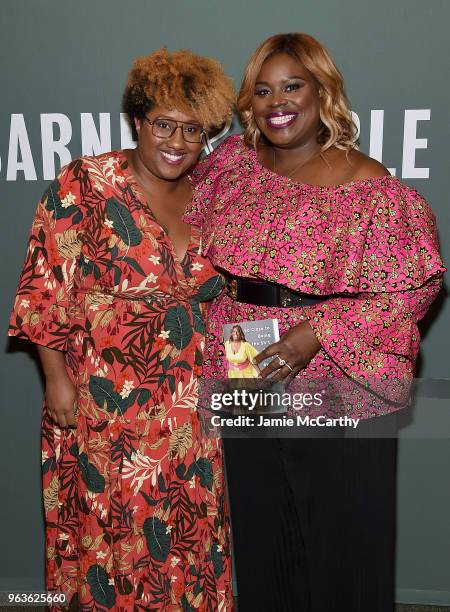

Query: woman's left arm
[257,178,446,397]
[256,275,443,399]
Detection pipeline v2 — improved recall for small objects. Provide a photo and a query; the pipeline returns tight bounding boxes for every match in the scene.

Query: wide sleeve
[307,276,443,402]
[8,161,85,351]
[304,181,445,401]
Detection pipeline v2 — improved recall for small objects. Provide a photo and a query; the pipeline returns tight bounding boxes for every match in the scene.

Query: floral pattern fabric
[8,151,233,611]
[184,135,445,417]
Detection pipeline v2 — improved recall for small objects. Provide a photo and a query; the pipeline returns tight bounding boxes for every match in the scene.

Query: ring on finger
[277,355,293,371]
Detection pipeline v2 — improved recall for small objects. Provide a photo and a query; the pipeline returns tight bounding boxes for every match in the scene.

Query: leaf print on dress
[78,452,105,493]
[105,197,142,247]
[143,516,171,563]
[164,304,193,350]
[89,375,138,415]
[194,274,224,302]
[86,565,116,609]
[44,179,79,221]
[176,457,214,491]
[55,229,82,260]
[122,452,161,492]
[191,300,206,335]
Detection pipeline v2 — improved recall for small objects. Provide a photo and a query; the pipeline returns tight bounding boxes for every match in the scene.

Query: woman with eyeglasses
[8,48,235,610]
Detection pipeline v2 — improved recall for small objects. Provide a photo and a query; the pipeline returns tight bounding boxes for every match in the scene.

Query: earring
[202,117,232,155]
[203,134,214,155]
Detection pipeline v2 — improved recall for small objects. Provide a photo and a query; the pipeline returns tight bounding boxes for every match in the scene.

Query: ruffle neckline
[187,135,446,295]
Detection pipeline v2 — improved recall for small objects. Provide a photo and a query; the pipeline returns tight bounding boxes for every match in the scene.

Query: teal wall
[1,0,449,603]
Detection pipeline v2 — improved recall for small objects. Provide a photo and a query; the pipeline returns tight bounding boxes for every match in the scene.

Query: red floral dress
[8,151,233,611]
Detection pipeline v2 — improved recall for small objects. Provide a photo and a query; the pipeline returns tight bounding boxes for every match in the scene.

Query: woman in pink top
[185,34,445,611]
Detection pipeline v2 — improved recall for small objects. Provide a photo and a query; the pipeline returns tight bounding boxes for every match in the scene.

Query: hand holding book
[254,321,321,383]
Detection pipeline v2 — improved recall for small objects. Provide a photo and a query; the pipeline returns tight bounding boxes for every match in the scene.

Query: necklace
[272,147,326,179]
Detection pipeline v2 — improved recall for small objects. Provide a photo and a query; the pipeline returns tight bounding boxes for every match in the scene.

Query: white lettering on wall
[0,110,432,181]
[120,113,136,150]
[41,113,72,180]
[369,110,384,162]
[368,110,396,175]
[6,114,37,181]
[402,109,430,179]
[81,113,112,156]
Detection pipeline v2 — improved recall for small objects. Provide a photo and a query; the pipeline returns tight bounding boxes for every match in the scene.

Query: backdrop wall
[1,0,449,605]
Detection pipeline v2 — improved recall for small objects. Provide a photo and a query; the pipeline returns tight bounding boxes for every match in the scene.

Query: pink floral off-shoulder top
[184,135,446,418]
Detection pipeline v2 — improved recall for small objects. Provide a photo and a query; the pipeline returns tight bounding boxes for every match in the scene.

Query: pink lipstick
[266,112,298,129]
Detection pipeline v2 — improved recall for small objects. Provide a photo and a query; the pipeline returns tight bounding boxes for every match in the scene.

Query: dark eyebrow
[154,115,201,126]
[255,76,306,86]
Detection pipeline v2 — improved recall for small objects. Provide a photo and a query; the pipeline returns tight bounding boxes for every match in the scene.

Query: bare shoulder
[298,147,391,187]
[346,149,391,179]
[317,148,391,185]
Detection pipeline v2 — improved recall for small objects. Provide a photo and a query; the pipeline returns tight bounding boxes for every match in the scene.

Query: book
[223,318,280,378]
[221,318,285,415]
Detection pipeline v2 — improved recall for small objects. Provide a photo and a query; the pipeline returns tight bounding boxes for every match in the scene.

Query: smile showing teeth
[161,151,185,163]
[266,114,297,127]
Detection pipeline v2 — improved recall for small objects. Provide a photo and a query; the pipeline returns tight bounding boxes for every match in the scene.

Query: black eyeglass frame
[143,116,206,144]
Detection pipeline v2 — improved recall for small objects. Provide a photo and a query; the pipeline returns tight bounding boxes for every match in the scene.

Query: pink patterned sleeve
[308,276,443,401]
[303,181,445,402]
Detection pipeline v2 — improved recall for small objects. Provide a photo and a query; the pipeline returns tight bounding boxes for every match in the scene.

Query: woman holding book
[8,49,235,610]
[184,33,445,611]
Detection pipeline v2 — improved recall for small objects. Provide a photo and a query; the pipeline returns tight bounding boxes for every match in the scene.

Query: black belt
[224,274,330,307]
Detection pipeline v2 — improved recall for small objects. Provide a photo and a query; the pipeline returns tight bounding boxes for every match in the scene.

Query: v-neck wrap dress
[8,151,233,610]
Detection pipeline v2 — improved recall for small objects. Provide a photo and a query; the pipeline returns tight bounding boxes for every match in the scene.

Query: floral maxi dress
[8,151,233,611]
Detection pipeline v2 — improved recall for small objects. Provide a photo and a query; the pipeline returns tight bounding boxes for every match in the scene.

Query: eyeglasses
[143,116,205,143]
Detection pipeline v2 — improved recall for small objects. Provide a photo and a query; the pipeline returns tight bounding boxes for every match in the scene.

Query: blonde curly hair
[238,33,357,151]
[123,48,235,139]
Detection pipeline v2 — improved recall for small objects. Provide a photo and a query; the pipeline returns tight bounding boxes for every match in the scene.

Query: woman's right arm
[9,160,85,428]
[37,346,77,428]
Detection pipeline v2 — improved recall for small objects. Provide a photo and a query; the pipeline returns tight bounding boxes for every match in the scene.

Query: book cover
[223,318,280,378]
[221,318,285,415]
